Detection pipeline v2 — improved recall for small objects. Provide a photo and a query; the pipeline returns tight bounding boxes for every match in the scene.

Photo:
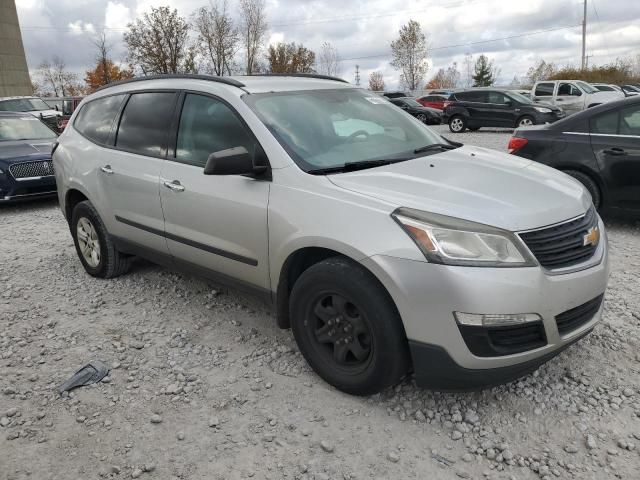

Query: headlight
[392,208,537,267]
[534,107,552,113]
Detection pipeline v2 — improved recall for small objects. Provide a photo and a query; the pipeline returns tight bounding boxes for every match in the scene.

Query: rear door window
[534,83,554,97]
[591,111,618,134]
[74,94,125,145]
[591,105,640,136]
[115,92,177,158]
[456,91,487,103]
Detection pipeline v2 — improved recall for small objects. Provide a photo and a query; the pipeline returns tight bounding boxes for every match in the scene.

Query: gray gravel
[1,130,639,478]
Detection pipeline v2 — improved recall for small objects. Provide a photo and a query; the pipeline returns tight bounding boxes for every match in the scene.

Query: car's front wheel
[71,200,132,278]
[416,113,427,123]
[517,116,535,128]
[448,115,467,133]
[290,257,410,396]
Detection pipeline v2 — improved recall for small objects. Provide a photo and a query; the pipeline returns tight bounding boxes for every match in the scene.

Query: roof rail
[94,74,245,93]
[245,73,350,84]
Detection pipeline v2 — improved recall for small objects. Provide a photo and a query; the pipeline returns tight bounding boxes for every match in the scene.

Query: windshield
[243,88,445,172]
[0,98,52,113]
[506,91,533,104]
[0,116,57,141]
[576,81,598,94]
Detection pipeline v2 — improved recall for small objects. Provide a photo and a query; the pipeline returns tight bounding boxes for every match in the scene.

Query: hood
[0,140,54,163]
[328,145,591,231]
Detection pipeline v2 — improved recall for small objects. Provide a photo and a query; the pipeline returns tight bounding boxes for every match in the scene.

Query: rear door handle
[163,180,185,192]
[603,147,626,156]
[100,165,114,174]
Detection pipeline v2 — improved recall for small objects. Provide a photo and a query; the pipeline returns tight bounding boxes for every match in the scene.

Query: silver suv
[54,74,610,395]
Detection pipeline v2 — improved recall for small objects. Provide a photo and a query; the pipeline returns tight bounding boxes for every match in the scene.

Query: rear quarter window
[74,95,126,145]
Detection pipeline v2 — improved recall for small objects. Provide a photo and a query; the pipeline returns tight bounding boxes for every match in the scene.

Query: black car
[388,97,442,125]
[443,89,564,133]
[382,91,411,99]
[509,96,640,216]
[0,112,58,203]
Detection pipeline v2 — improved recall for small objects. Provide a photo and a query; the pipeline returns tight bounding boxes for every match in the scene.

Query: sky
[14,0,640,89]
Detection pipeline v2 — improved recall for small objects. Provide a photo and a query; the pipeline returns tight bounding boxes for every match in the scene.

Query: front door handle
[163,180,185,192]
[603,147,626,156]
[100,165,114,174]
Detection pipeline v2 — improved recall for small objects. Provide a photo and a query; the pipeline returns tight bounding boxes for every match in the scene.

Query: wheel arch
[556,164,606,207]
[274,244,399,330]
[515,114,535,127]
[64,188,90,225]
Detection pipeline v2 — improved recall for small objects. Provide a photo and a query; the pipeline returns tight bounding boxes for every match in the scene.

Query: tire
[289,257,410,395]
[416,113,427,123]
[517,116,535,128]
[564,170,602,210]
[71,200,132,278]
[448,115,467,133]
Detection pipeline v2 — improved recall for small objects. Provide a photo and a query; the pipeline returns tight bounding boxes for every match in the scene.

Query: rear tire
[289,257,410,395]
[71,200,132,278]
[564,170,602,210]
[448,115,467,133]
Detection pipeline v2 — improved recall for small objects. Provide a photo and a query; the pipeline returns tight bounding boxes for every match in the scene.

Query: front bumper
[361,221,609,389]
[0,174,57,203]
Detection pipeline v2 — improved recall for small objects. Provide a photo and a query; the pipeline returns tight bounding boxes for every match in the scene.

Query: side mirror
[203,146,268,176]
[504,100,513,107]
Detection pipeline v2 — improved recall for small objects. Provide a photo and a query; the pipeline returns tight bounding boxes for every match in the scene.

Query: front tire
[448,115,467,133]
[517,115,535,128]
[71,200,132,278]
[416,113,427,123]
[564,170,602,210]
[289,257,410,395]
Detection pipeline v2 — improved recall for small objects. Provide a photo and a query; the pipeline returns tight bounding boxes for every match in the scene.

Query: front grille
[9,160,54,179]
[519,207,599,269]
[556,294,604,335]
[458,322,547,357]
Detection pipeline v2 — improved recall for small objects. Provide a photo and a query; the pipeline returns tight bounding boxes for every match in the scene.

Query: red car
[417,94,449,110]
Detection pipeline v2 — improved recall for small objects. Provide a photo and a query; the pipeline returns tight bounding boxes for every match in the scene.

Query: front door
[486,91,515,127]
[159,93,271,290]
[98,91,177,254]
[590,104,640,211]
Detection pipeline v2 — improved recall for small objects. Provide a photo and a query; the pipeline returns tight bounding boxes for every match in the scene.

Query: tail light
[508,137,528,154]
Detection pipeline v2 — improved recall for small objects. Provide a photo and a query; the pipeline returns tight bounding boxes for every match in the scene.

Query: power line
[338,24,582,63]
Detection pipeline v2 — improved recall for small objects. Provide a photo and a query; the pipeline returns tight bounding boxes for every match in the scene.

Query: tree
[267,42,315,73]
[472,54,495,86]
[239,0,268,74]
[192,1,239,76]
[85,60,133,92]
[368,71,385,91]
[425,63,460,89]
[317,42,341,77]
[36,56,83,96]
[525,59,557,85]
[124,6,191,75]
[390,19,429,90]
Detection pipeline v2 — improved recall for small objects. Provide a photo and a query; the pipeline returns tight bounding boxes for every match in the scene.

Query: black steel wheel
[290,257,410,395]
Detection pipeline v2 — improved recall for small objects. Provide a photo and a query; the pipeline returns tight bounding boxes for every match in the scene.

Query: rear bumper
[409,327,592,391]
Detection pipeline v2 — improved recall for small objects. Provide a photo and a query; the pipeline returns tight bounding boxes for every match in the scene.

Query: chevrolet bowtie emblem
[583,226,600,247]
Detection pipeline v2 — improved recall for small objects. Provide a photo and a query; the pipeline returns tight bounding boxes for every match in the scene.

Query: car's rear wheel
[449,115,467,133]
[71,200,132,278]
[564,170,602,210]
[416,113,427,123]
[517,116,535,128]
[289,257,410,395]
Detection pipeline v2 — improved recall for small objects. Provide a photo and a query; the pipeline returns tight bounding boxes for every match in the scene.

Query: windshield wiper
[307,158,410,175]
[413,143,459,154]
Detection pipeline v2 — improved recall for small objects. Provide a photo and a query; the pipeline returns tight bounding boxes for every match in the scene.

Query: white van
[531,80,623,116]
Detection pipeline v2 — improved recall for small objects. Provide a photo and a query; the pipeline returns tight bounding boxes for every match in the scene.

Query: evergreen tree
[472,54,495,87]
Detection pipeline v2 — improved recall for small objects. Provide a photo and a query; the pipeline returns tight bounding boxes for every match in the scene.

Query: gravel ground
[2,130,640,480]
[431,124,514,151]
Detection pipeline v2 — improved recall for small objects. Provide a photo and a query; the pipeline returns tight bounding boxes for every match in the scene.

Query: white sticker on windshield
[364,96,387,104]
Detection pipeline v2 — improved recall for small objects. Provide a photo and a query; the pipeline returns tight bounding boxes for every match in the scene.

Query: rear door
[159,92,271,290]
[456,91,489,125]
[98,91,177,254]
[590,104,640,211]
[533,82,555,103]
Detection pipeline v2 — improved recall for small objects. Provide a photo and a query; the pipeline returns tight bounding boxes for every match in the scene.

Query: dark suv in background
[443,89,564,133]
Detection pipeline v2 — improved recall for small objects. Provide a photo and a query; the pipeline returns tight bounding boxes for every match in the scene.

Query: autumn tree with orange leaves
[85,33,134,92]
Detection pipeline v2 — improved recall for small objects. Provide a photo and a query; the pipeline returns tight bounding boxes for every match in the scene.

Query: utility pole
[581,0,587,70]
[354,65,360,86]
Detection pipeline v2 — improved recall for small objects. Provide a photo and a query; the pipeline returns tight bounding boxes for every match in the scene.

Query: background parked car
[428,89,456,97]
[0,112,58,203]
[443,89,564,133]
[508,96,640,216]
[417,94,449,110]
[592,84,625,95]
[621,85,640,96]
[381,91,412,99]
[388,97,442,124]
[531,80,623,115]
[0,96,62,132]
